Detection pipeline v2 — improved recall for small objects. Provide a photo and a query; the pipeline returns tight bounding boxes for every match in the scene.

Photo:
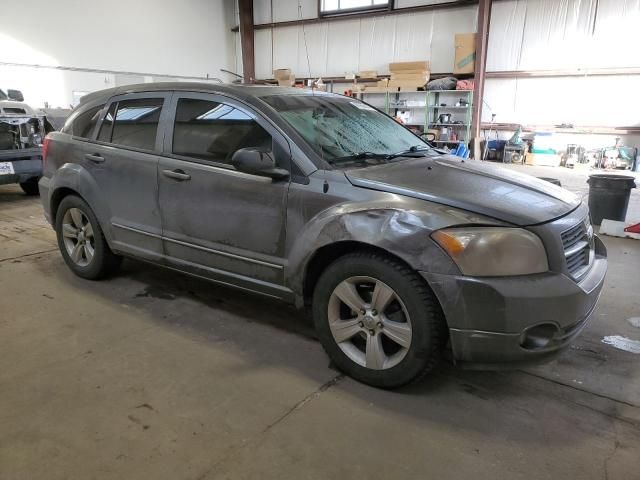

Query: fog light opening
[520,323,559,350]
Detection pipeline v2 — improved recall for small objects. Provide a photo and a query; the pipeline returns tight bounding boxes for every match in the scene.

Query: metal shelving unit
[427,90,473,145]
[354,89,473,146]
[356,89,429,133]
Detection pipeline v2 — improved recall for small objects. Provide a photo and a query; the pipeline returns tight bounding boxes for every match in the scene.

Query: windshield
[0,90,7,101]
[262,94,431,165]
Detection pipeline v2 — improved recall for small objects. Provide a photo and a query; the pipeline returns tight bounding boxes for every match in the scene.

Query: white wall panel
[273,0,317,22]
[486,0,526,71]
[430,6,477,72]
[254,29,274,78]
[488,0,640,71]
[484,75,640,127]
[0,0,238,106]
[393,12,434,63]
[252,4,476,78]
[297,23,330,77]
[591,0,640,68]
[254,0,273,24]
[358,15,398,73]
[272,26,302,72]
[326,19,361,75]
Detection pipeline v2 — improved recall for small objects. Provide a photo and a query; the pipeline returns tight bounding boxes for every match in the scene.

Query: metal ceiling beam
[238,0,255,83]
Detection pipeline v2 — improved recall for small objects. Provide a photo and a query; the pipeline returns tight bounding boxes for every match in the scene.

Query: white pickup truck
[0,88,51,195]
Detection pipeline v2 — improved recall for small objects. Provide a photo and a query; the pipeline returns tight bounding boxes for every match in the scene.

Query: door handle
[85,153,105,163]
[162,169,191,181]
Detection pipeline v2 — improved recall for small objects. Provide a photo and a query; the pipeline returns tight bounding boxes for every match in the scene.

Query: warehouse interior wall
[484,0,640,128]
[242,0,640,130]
[249,0,478,78]
[0,0,238,108]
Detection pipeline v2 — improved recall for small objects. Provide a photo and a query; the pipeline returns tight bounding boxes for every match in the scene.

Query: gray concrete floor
[1,169,639,479]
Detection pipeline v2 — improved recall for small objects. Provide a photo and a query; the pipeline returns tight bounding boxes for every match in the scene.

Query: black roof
[80,82,335,105]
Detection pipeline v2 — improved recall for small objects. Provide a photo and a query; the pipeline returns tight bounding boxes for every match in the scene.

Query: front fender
[287,197,503,296]
[49,163,115,245]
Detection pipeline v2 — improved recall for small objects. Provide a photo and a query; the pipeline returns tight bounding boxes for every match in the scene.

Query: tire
[20,178,40,196]
[312,251,447,389]
[55,195,121,279]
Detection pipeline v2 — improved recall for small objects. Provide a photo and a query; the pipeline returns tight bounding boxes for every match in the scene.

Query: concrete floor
[1,165,639,480]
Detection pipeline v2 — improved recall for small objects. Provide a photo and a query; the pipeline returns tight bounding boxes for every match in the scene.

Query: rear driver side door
[157,92,292,299]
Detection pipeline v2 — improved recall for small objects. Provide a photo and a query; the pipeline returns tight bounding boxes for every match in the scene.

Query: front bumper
[0,149,43,185]
[422,235,607,368]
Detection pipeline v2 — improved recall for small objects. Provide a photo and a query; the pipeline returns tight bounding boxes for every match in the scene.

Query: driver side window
[172,98,272,166]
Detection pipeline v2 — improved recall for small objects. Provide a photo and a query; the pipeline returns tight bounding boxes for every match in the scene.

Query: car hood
[0,100,35,116]
[344,155,581,226]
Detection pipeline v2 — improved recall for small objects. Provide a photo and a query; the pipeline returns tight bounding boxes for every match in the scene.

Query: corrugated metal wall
[246,0,640,127]
[484,0,640,126]
[251,1,478,78]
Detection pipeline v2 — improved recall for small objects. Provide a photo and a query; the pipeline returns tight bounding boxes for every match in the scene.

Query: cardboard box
[390,72,430,81]
[453,33,476,74]
[389,61,430,72]
[273,68,291,80]
[358,70,378,79]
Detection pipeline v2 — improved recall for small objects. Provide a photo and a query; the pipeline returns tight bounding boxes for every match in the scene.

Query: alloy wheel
[61,208,95,267]
[328,276,412,370]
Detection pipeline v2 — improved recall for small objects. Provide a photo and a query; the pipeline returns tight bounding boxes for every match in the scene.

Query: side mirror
[7,89,24,102]
[231,147,289,180]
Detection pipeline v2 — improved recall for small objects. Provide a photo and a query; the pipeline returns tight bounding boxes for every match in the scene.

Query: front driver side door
[157,93,292,299]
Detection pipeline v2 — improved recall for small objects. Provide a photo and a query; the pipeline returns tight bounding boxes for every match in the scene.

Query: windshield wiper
[330,152,390,164]
[386,145,432,160]
[331,145,432,165]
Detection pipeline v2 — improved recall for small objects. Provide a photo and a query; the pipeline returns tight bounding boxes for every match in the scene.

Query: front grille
[561,218,593,279]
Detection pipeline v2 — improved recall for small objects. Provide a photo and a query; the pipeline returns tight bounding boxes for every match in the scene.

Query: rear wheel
[55,195,121,279]
[20,178,40,195]
[312,252,447,388]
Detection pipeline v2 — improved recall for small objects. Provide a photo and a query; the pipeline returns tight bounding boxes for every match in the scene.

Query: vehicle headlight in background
[432,227,549,276]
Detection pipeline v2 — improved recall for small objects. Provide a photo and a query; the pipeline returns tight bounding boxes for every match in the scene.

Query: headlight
[432,227,548,276]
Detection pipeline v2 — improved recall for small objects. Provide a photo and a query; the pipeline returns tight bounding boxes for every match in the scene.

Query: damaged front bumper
[422,235,608,368]
[0,115,45,185]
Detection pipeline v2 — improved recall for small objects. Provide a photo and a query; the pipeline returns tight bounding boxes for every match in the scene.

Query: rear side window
[97,98,164,151]
[172,98,272,164]
[70,104,104,139]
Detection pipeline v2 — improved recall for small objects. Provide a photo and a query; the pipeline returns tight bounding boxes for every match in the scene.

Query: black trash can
[587,174,636,225]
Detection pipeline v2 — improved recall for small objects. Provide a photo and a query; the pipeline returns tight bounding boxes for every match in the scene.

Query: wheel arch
[302,241,422,308]
[50,186,82,222]
[48,163,115,245]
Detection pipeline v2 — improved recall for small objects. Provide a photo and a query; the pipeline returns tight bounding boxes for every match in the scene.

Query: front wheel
[312,252,447,389]
[55,195,121,279]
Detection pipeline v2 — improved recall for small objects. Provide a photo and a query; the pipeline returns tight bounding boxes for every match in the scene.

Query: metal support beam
[471,0,491,157]
[238,0,255,84]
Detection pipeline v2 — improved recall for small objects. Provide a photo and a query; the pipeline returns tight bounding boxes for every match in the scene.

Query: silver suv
[39,83,607,388]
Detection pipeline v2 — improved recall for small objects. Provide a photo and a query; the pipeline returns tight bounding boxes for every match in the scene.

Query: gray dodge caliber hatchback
[40,83,607,388]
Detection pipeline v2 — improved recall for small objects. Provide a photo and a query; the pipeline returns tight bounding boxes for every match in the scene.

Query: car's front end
[424,201,606,367]
[260,88,607,372]
[342,154,607,368]
[0,96,47,191]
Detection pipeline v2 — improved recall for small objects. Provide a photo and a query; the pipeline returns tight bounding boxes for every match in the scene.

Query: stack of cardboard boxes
[387,61,430,89]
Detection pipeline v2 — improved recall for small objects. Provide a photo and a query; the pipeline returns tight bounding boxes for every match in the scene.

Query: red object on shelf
[624,223,640,234]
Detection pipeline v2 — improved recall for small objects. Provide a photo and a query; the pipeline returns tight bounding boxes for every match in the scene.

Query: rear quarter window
[64,104,104,138]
